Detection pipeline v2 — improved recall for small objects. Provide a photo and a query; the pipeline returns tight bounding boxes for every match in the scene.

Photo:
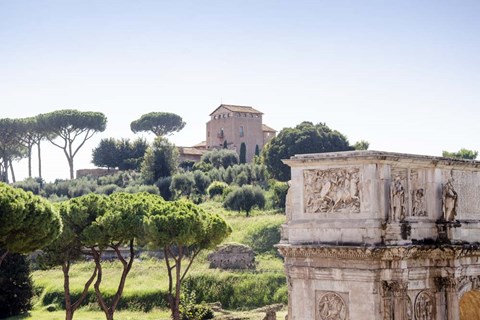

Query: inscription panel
[304,168,360,214]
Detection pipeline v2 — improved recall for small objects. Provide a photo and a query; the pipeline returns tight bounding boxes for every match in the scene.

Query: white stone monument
[277,150,480,320]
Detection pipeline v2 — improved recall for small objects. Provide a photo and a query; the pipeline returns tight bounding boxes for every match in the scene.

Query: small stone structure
[278,150,480,320]
[207,243,255,270]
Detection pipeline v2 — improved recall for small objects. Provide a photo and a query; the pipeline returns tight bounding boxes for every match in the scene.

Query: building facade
[278,150,480,320]
[205,104,276,163]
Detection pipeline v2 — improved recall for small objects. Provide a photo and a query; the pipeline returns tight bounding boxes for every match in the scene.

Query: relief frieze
[317,292,348,320]
[304,168,360,214]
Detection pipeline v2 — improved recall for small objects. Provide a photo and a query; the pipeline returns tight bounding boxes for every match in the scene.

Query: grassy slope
[23,202,286,319]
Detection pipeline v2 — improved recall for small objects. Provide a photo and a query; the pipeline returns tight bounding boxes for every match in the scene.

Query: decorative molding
[277,244,480,261]
[304,168,360,214]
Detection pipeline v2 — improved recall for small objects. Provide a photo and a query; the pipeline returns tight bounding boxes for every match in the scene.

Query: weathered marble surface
[278,151,480,320]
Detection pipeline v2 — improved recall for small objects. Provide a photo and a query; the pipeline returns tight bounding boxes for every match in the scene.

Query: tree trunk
[9,159,15,183]
[62,261,73,320]
[37,141,42,179]
[0,158,7,183]
[173,246,183,320]
[0,249,8,267]
[68,157,74,180]
[92,249,110,319]
[27,145,32,178]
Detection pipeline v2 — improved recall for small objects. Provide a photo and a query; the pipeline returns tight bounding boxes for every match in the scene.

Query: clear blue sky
[1,1,479,182]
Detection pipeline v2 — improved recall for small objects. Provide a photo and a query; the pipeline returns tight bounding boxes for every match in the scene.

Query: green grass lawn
[8,308,288,320]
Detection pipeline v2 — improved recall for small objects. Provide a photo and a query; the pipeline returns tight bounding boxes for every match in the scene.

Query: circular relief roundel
[318,292,347,320]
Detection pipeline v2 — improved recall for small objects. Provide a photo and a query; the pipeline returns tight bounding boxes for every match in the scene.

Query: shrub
[199,149,238,169]
[234,172,248,186]
[12,177,44,195]
[180,289,214,320]
[193,171,211,195]
[244,222,282,254]
[0,254,33,318]
[170,172,195,198]
[223,185,266,216]
[207,181,229,199]
[179,160,195,172]
[123,184,160,195]
[95,183,120,195]
[156,177,173,200]
[269,180,289,210]
[184,273,286,310]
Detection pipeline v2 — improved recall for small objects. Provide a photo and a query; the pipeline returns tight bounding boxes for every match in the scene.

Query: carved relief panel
[414,291,434,320]
[316,291,349,320]
[410,170,427,217]
[389,168,429,222]
[304,168,360,214]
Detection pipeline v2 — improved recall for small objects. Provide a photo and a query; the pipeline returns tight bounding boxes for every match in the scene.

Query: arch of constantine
[277,150,480,320]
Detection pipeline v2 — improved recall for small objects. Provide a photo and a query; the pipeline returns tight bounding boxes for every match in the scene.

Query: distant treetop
[130,112,186,136]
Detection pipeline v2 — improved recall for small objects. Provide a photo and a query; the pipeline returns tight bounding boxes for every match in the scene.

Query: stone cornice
[276,244,480,261]
[282,150,480,170]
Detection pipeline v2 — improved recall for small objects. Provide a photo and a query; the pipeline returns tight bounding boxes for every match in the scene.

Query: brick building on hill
[205,104,276,162]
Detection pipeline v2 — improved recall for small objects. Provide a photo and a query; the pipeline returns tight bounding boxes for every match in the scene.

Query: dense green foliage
[262,121,353,181]
[196,149,238,170]
[184,272,287,310]
[353,140,370,150]
[92,138,148,171]
[0,183,62,266]
[223,185,266,216]
[170,172,195,199]
[442,148,478,160]
[141,136,179,184]
[244,220,282,254]
[144,199,231,320]
[207,181,229,198]
[37,109,107,179]
[130,112,186,136]
[269,180,289,210]
[0,253,33,318]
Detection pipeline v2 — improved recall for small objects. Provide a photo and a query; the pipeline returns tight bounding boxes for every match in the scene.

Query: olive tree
[144,199,231,320]
[131,112,185,136]
[223,185,266,217]
[37,109,107,179]
[0,182,62,266]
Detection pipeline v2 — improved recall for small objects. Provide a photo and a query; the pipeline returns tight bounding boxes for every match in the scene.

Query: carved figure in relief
[412,188,426,216]
[304,168,360,214]
[406,295,413,320]
[390,177,406,222]
[442,178,458,221]
[318,293,347,320]
[414,292,433,320]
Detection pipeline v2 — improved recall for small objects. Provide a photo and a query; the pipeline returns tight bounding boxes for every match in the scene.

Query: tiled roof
[178,147,207,156]
[192,141,206,148]
[210,104,263,116]
[262,124,277,132]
